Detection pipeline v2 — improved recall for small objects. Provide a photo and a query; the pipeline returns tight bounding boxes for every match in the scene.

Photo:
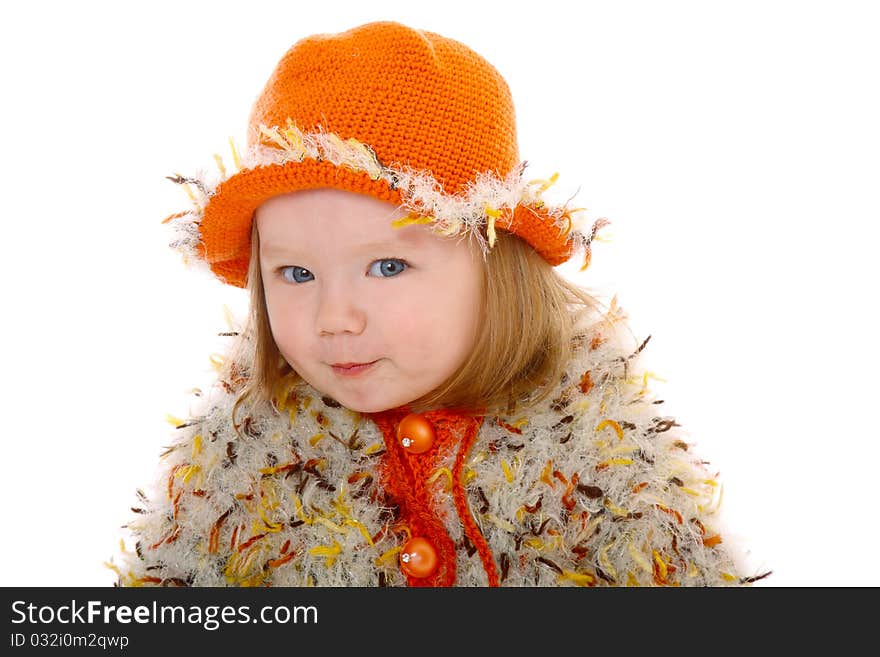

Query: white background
[1,0,877,587]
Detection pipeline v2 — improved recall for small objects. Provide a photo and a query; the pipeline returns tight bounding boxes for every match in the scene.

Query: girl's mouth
[330,360,379,376]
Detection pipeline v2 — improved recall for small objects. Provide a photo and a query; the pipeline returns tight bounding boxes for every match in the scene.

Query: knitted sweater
[112,306,760,587]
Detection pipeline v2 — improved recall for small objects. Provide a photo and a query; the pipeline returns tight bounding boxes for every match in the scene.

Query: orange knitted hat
[163,21,608,288]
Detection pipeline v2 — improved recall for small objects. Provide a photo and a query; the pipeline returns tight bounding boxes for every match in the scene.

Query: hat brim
[200,159,404,288]
[197,158,577,289]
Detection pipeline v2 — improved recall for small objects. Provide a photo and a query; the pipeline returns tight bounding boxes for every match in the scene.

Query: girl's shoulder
[491,305,717,506]
[476,311,760,585]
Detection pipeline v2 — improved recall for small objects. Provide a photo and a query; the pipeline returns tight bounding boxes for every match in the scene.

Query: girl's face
[256,188,484,413]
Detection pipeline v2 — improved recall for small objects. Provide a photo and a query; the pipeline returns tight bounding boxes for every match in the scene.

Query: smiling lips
[330,360,378,376]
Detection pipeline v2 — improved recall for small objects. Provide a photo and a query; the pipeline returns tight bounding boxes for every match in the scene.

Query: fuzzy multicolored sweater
[111,304,764,587]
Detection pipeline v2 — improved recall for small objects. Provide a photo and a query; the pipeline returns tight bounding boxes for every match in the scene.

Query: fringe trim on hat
[162,121,610,271]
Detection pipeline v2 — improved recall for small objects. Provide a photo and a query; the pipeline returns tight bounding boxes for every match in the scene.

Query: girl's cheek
[266,294,308,338]
[382,302,421,334]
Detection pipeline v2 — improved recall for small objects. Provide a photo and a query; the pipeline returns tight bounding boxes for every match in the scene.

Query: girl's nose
[315,284,367,336]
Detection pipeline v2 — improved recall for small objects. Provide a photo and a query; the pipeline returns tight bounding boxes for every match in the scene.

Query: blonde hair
[220,220,608,421]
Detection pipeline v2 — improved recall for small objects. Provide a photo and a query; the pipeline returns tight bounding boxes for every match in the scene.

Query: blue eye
[277,259,408,284]
[279,266,314,283]
[368,259,408,278]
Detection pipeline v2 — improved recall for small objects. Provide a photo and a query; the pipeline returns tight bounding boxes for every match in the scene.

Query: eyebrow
[260,236,420,258]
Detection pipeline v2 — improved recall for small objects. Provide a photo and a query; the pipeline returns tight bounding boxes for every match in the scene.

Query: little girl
[111,20,769,587]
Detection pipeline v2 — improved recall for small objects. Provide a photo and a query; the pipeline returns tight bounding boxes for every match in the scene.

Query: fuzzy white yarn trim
[163,121,610,273]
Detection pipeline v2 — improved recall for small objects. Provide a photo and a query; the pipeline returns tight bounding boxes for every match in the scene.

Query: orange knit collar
[365,406,499,586]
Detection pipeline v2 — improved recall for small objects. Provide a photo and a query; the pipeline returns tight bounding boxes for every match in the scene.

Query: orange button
[399,536,438,578]
[396,413,435,454]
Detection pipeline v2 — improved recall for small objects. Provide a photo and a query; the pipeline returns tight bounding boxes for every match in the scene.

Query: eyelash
[275,258,411,284]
